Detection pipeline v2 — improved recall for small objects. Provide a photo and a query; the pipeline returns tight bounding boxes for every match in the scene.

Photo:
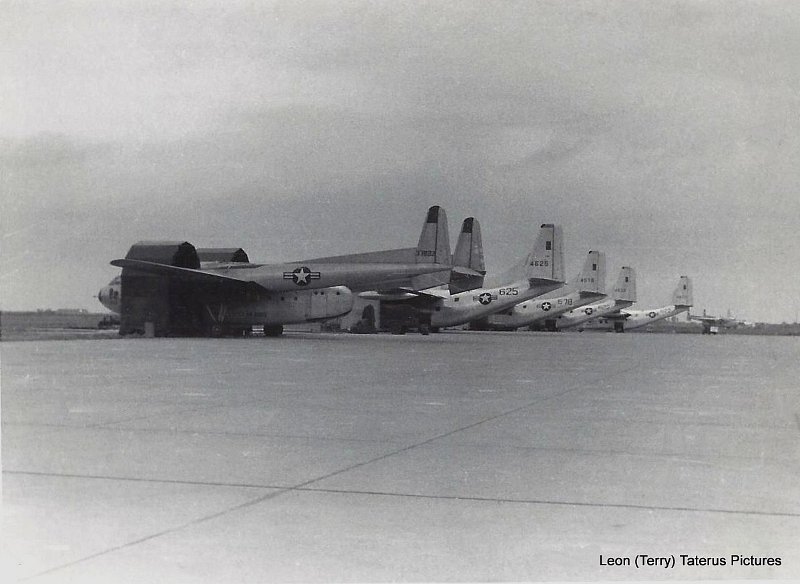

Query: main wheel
[263,324,284,337]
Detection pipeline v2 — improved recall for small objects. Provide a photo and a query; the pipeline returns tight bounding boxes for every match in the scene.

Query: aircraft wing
[600,311,630,321]
[358,288,444,302]
[690,314,722,323]
[110,259,267,294]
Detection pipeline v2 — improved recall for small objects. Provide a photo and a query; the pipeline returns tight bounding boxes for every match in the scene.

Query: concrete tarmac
[2,332,799,582]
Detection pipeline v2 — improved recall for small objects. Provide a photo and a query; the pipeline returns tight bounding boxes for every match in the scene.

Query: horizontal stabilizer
[579,290,606,300]
[452,266,484,278]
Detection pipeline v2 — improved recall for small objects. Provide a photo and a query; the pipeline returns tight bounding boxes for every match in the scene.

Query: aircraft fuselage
[489,288,604,329]
[202,286,354,328]
[557,298,633,329]
[427,278,563,328]
[619,305,690,330]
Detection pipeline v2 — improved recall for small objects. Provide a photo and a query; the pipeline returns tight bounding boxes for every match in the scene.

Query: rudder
[524,224,564,283]
[449,217,486,294]
[452,217,485,274]
[613,267,636,302]
[415,205,451,266]
[577,250,605,295]
[672,275,693,307]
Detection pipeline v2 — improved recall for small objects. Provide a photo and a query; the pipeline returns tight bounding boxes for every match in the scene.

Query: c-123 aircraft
[481,250,606,331]
[553,266,637,331]
[582,275,693,332]
[372,223,565,333]
[105,206,453,337]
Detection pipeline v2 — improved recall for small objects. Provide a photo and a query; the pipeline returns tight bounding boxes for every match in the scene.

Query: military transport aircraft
[98,248,253,313]
[553,266,637,331]
[581,275,693,332]
[358,216,486,300]
[353,216,486,333]
[689,309,741,334]
[481,250,606,331]
[97,275,122,314]
[367,223,565,333]
[105,206,454,336]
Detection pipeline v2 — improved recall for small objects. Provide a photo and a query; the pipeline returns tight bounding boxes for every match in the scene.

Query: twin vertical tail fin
[613,267,637,303]
[415,205,451,266]
[523,224,564,285]
[408,205,452,290]
[576,250,606,295]
[672,275,693,307]
[452,218,485,274]
[449,217,486,294]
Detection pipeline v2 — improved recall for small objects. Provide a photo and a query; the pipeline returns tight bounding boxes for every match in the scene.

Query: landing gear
[419,324,431,336]
[390,323,407,335]
[263,324,284,337]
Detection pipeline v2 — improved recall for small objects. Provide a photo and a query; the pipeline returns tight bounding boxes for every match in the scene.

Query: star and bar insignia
[283,266,321,286]
[475,292,497,305]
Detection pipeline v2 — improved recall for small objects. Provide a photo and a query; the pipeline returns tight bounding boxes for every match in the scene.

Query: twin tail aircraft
[104,206,454,337]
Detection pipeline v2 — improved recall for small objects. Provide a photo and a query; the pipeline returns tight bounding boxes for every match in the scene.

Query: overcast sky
[2,0,799,322]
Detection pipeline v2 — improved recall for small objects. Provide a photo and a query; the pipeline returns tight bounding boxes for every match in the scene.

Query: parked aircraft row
[98,206,693,337]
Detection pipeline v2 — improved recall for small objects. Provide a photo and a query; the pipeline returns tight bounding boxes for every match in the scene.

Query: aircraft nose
[98,286,112,309]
